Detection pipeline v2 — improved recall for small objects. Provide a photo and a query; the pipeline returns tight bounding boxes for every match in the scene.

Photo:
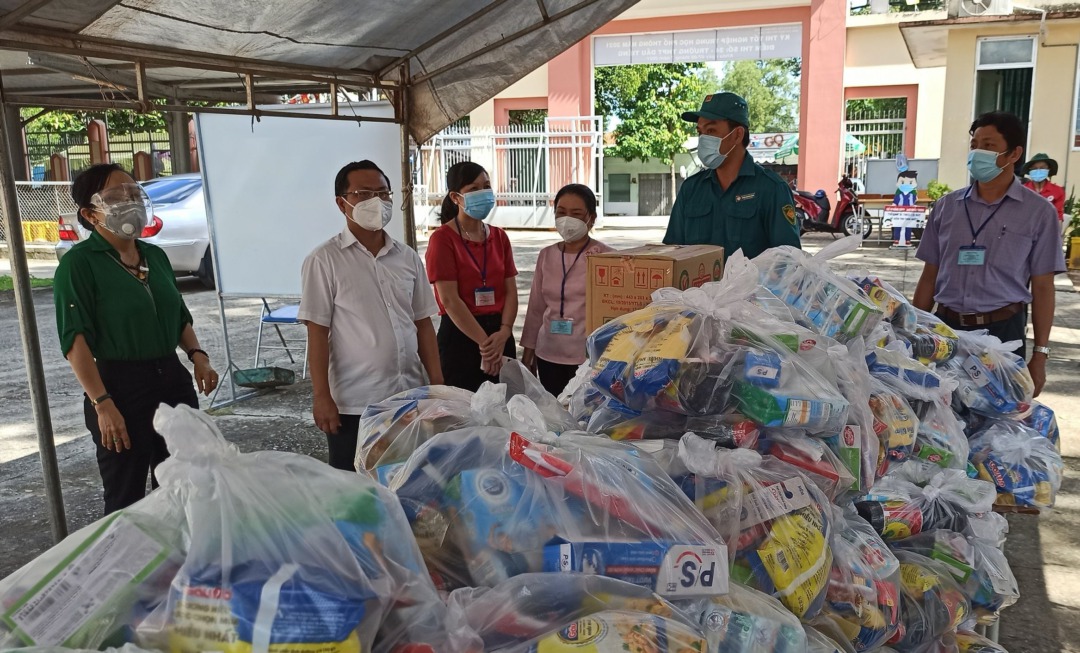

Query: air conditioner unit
[948,0,1014,17]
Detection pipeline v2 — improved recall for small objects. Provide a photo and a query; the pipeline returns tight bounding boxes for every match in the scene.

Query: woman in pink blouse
[521,184,614,396]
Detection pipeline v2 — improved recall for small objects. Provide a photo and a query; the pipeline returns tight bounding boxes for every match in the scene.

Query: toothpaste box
[543,537,728,597]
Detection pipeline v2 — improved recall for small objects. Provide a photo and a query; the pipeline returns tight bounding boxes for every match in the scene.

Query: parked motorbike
[793,177,872,239]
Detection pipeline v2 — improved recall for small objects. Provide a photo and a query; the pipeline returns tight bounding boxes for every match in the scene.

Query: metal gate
[415,117,603,227]
[843,110,906,182]
[638,173,683,216]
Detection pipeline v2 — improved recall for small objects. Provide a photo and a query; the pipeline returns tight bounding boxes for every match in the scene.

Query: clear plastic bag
[911,399,970,471]
[1021,400,1060,449]
[679,433,833,619]
[968,420,1064,510]
[136,405,446,653]
[850,273,918,334]
[586,254,850,434]
[805,622,858,653]
[755,237,885,343]
[355,385,476,480]
[888,551,971,653]
[942,330,1034,419]
[833,338,880,493]
[869,379,920,477]
[821,505,901,651]
[890,530,1018,626]
[897,309,960,366]
[500,359,580,433]
[391,427,728,597]
[867,346,951,402]
[0,492,186,650]
[755,432,856,501]
[4,646,162,653]
[856,469,998,542]
[684,581,809,652]
[444,573,682,653]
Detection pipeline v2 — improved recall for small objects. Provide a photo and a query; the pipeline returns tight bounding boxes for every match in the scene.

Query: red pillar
[47,153,69,181]
[132,151,153,181]
[799,0,847,194]
[87,119,110,165]
[188,118,200,173]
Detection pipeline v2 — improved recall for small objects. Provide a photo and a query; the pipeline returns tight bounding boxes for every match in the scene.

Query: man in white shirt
[299,160,442,470]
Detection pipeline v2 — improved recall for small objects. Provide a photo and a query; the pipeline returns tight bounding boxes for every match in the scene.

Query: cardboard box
[586,244,725,333]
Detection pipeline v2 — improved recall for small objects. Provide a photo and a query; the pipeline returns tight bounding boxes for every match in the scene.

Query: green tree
[594,63,710,200]
[845,97,907,119]
[21,106,168,135]
[717,60,799,132]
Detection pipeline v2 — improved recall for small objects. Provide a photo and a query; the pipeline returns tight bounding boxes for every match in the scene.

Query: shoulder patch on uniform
[735,193,756,202]
[783,204,796,225]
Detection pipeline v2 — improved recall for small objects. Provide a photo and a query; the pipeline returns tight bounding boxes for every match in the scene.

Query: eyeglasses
[341,190,393,202]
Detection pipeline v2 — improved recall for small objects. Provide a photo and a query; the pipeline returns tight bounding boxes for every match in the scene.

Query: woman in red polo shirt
[426,161,519,391]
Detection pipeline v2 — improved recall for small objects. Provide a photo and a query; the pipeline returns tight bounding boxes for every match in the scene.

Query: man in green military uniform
[663,92,801,259]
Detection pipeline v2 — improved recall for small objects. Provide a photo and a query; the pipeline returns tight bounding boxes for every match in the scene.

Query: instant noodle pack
[1,239,1060,653]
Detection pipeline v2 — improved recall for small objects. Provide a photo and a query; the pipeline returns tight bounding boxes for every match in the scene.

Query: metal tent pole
[399,66,417,250]
[0,78,67,541]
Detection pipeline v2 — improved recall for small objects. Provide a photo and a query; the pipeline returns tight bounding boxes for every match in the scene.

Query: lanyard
[962,186,1008,245]
[454,218,488,285]
[559,237,589,318]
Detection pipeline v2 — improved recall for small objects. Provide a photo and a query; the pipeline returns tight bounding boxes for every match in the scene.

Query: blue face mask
[697,129,739,170]
[459,189,496,221]
[968,149,1006,183]
[1028,168,1050,182]
[898,183,916,194]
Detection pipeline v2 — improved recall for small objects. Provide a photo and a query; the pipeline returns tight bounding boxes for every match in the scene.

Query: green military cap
[681,92,750,127]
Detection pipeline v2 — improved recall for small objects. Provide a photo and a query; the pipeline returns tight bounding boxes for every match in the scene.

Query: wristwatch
[1033,345,1051,357]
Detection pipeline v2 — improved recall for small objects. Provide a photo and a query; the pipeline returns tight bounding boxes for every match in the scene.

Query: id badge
[474,286,496,307]
[550,318,574,335]
[957,246,986,266]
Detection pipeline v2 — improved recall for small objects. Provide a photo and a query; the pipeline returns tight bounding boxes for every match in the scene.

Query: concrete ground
[0,228,1078,651]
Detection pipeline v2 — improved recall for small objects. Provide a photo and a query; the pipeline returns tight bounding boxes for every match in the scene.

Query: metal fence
[24,129,174,181]
[415,117,604,211]
[0,181,77,243]
[844,110,907,182]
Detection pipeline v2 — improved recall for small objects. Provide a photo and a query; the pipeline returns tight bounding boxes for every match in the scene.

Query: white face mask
[346,197,393,231]
[556,216,589,243]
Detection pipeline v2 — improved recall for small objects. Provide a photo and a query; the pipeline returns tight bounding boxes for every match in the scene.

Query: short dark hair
[71,163,124,231]
[725,120,751,148]
[334,160,391,197]
[970,111,1026,164]
[897,170,918,181]
[554,183,597,217]
[439,161,488,224]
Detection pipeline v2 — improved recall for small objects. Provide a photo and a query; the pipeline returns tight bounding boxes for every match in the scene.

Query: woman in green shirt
[54,163,219,514]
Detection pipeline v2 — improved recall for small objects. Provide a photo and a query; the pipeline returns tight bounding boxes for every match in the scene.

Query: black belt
[937,302,1024,327]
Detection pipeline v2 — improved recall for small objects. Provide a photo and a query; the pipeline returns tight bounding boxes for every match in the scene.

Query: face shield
[90,183,153,240]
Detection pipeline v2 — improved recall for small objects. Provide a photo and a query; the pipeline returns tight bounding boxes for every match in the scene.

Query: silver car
[56,173,214,288]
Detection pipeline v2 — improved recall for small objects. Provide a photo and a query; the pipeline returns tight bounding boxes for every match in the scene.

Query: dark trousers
[85,355,198,515]
[938,307,1028,360]
[437,313,517,392]
[536,357,578,398]
[328,414,361,472]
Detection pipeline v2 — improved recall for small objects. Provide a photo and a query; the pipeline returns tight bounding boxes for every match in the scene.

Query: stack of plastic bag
[968,419,1064,510]
[390,422,728,597]
[584,253,850,438]
[679,433,833,619]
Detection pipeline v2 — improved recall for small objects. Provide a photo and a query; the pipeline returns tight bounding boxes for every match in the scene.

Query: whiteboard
[195,102,404,297]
